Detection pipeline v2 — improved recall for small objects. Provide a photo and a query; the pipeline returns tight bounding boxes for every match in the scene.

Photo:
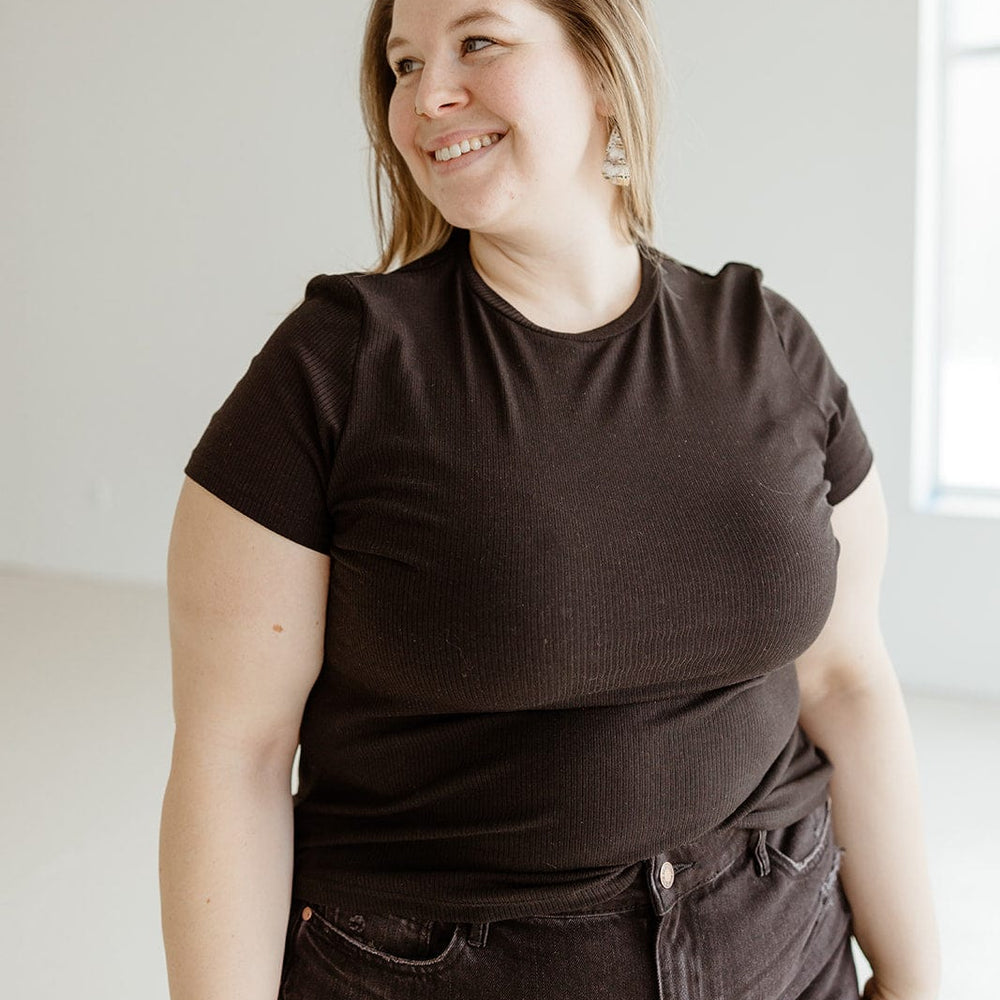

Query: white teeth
[434,133,502,161]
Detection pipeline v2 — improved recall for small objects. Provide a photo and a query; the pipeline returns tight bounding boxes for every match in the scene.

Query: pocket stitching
[303,904,467,972]
[765,799,832,876]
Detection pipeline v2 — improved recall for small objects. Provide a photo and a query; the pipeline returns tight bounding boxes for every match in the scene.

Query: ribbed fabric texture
[185,227,874,921]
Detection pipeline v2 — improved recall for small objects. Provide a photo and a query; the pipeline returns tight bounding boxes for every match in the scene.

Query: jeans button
[658,860,675,889]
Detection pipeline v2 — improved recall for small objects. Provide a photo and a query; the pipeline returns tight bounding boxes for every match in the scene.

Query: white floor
[0,568,996,999]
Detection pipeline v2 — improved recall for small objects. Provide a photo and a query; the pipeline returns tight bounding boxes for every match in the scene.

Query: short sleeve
[761,281,875,506]
[183,274,364,553]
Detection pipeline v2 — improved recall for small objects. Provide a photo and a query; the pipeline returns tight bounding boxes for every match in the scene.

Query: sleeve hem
[183,466,332,555]
[826,447,874,507]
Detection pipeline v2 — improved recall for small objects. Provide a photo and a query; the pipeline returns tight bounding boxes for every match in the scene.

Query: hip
[278,795,859,999]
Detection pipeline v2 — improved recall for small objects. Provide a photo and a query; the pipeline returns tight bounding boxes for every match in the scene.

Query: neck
[466,220,643,334]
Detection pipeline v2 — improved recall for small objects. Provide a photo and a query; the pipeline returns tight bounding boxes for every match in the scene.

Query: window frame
[912,0,1000,517]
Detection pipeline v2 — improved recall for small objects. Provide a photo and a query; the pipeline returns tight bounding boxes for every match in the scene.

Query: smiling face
[385,0,612,239]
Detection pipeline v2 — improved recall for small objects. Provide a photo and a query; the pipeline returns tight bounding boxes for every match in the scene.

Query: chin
[441,188,524,228]
[436,203,506,234]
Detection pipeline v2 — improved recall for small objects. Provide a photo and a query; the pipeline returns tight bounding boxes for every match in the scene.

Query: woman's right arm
[160,476,330,1000]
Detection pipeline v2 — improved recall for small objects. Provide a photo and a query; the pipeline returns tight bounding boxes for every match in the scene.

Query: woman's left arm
[795,460,941,1000]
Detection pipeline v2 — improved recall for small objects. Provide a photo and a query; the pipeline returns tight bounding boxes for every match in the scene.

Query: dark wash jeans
[278,796,860,999]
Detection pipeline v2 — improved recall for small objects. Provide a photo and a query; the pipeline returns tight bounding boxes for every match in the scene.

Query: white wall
[3,0,997,696]
[2,0,377,584]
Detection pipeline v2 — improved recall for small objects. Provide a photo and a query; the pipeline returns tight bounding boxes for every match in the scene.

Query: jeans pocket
[764,796,832,876]
[294,898,467,971]
[670,800,853,999]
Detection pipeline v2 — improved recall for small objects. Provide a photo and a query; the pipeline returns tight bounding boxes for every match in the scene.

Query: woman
[159,1,941,998]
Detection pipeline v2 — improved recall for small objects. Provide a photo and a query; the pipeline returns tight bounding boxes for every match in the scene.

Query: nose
[413,60,469,118]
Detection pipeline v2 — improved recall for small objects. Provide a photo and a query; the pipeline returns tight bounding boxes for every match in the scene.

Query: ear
[592,76,612,119]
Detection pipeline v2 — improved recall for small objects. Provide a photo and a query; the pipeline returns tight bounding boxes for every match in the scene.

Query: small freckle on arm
[272,624,284,633]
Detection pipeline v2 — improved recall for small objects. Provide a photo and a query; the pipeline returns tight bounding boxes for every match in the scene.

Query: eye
[461,35,495,55]
[391,36,496,79]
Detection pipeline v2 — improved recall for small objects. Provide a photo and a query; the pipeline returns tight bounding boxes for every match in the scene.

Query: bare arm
[796,462,941,1000]
[159,477,330,1000]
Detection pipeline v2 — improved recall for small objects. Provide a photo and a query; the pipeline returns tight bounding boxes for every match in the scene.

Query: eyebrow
[386,8,517,57]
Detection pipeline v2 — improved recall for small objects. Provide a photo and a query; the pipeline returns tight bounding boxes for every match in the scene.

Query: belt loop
[753,830,771,877]
[467,921,490,948]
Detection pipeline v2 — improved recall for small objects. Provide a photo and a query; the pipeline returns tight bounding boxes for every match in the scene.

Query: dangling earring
[602,124,630,186]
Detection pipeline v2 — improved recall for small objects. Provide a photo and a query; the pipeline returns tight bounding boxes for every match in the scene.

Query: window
[913,0,1000,515]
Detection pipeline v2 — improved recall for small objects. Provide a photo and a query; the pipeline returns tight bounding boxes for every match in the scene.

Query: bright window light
[913,0,1000,513]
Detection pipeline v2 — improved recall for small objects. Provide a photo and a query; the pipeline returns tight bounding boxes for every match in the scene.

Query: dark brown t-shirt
[184,227,874,921]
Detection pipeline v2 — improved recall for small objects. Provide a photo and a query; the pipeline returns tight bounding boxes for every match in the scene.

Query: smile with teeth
[433,132,505,162]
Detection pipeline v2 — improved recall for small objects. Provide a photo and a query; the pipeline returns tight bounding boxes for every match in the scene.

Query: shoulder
[222,269,375,415]
[308,238,462,318]
[649,249,824,346]
[263,251,445,364]
[252,271,366,367]
[640,250,792,350]
[651,249,761,286]
[644,247,769,310]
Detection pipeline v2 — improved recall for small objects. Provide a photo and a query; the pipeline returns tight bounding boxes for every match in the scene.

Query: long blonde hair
[359,0,666,273]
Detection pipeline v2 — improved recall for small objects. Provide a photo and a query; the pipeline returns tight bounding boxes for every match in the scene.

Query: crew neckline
[453,228,660,342]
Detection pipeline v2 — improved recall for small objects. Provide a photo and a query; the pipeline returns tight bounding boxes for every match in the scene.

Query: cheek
[386,91,414,154]
[386,102,404,150]
[491,66,582,140]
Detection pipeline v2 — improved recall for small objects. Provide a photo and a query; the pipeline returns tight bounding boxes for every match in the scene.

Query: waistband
[547,822,764,920]
[293,797,827,924]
